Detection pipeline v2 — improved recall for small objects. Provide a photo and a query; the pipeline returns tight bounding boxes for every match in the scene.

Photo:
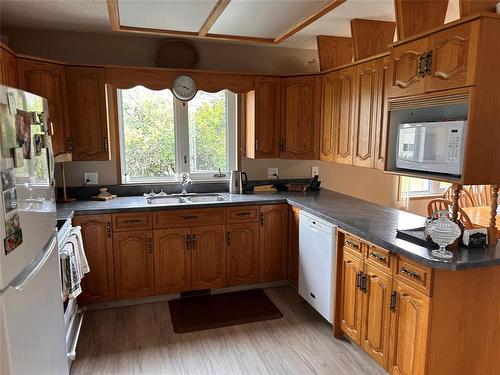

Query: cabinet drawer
[344,234,364,257]
[154,208,226,228]
[395,257,432,295]
[112,212,152,232]
[227,205,259,223]
[366,245,393,273]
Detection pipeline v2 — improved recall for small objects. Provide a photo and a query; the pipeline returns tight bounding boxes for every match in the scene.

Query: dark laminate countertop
[57,189,500,271]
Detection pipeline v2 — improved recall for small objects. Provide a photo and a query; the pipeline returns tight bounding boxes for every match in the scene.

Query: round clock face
[172,75,196,101]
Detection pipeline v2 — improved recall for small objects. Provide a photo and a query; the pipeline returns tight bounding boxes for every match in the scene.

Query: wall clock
[172,75,197,101]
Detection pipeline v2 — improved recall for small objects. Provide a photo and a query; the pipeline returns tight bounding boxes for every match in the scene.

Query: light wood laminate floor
[71,286,386,375]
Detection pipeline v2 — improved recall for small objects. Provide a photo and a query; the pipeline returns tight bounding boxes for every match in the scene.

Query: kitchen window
[399,176,451,199]
[117,86,237,183]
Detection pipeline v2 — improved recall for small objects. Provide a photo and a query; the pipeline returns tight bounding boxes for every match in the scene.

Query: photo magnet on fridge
[34,134,42,156]
[1,168,15,191]
[12,147,24,168]
[3,188,18,214]
[5,211,20,237]
[15,110,31,159]
[4,229,23,254]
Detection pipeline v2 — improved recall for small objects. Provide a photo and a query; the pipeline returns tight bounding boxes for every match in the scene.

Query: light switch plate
[312,166,319,177]
[267,167,278,179]
[84,172,98,185]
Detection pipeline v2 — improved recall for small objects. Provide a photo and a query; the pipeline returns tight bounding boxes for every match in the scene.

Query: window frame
[399,176,450,200]
[117,87,237,184]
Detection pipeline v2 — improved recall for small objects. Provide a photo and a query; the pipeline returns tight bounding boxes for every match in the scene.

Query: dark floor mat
[168,289,283,333]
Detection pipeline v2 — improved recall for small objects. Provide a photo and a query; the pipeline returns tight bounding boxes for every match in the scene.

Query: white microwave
[396,120,467,176]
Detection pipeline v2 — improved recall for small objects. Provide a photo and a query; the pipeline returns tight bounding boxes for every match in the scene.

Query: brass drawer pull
[346,239,360,249]
[236,212,251,217]
[183,215,199,220]
[401,266,422,280]
[390,291,397,312]
[123,219,143,224]
[370,251,387,263]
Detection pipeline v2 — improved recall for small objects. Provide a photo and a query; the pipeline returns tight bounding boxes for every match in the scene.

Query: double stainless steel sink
[146,193,227,205]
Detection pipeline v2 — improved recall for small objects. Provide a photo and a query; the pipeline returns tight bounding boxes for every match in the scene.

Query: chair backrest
[443,186,476,207]
[427,198,474,229]
[468,185,492,206]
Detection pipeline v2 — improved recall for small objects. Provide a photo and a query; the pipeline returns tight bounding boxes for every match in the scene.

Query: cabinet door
[287,205,300,288]
[374,55,391,170]
[389,280,431,375]
[66,66,110,161]
[334,66,357,164]
[0,47,18,87]
[353,60,379,168]
[281,75,321,160]
[17,59,71,156]
[248,76,281,159]
[259,204,288,282]
[191,225,226,290]
[320,71,338,161]
[361,264,392,369]
[226,222,260,286]
[113,230,154,299]
[154,228,191,294]
[73,215,115,305]
[340,249,364,344]
[391,38,428,97]
[426,21,476,93]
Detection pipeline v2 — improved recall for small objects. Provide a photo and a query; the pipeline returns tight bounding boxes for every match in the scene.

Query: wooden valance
[105,66,255,93]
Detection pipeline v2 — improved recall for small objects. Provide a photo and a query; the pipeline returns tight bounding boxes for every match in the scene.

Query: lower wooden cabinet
[113,230,155,299]
[226,222,260,286]
[287,206,300,288]
[73,215,115,305]
[259,204,288,282]
[191,225,226,290]
[340,248,364,343]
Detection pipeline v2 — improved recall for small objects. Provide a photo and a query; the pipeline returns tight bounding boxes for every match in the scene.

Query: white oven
[396,120,467,176]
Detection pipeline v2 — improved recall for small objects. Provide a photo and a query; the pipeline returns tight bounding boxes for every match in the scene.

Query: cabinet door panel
[254,76,281,158]
[361,264,392,369]
[259,204,288,282]
[334,66,357,164]
[281,75,321,160]
[320,72,337,161]
[191,225,226,290]
[354,60,379,167]
[287,206,300,288]
[17,59,70,156]
[66,66,110,161]
[1,47,19,87]
[73,215,115,305]
[113,230,154,299]
[154,228,191,294]
[389,281,430,375]
[340,249,364,344]
[391,38,428,97]
[375,56,391,170]
[227,222,260,286]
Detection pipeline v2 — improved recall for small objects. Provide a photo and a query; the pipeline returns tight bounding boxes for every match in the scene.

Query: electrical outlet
[311,166,319,177]
[84,172,98,185]
[267,167,278,179]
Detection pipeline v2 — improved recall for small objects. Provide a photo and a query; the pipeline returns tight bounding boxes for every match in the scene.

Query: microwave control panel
[447,128,461,163]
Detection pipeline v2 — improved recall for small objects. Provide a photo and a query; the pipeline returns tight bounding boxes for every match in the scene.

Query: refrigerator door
[1,232,68,375]
[0,85,56,289]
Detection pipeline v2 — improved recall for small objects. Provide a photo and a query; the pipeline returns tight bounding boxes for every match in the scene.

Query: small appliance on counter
[229,170,247,194]
[310,175,321,191]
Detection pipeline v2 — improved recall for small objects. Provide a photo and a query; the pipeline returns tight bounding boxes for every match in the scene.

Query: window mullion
[175,99,190,174]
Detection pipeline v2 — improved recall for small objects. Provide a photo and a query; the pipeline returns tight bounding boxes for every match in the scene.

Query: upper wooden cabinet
[66,66,110,161]
[245,76,281,159]
[320,71,337,161]
[334,66,357,164]
[17,58,71,157]
[259,204,288,282]
[374,55,391,170]
[73,214,115,305]
[280,75,321,160]
[0,47,18,87]
[391,38,428,97]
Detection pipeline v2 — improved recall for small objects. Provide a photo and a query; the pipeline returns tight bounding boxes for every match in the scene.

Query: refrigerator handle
[1,232,57,295]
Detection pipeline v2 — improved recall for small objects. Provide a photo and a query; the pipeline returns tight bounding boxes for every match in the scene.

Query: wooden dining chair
[443,186,476,207]
[468,185,492,206]
[427,198,474,229]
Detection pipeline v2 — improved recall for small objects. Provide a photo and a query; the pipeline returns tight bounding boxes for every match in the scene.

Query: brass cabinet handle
[147,238,152,254]
[346,239,360,249]
[186,234,190,250]
[260,213,264,226]
[400,266,422,280]
[361,273,368,293]
[390,291,397,312]
[236,212,251,217]
[255,138,259,151]
[183,215,199,220]
[356,271,363,290]
[192,234,197,249]
[370,251,387,263]
[227,231,231,246]
[123,219,142,224]
[106,222,111,238]
[103,137,109,152]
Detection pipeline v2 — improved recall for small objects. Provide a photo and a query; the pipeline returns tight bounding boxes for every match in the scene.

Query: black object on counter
[396,227,439,250]
[310,175,321,191]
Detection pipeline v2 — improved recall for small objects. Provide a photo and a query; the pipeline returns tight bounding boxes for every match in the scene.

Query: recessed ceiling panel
[117,0,219,32]
[210,0,331,38]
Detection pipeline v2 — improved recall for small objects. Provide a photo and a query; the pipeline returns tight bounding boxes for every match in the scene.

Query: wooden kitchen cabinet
[73,214,115,305]
[259,204,288,282]
[334,66,357,164]
[66,66,110,161]
[353,59,379,167]
[226,222,260,286]
[320,71,338,161]
[280,75,321,160]
[191,225,226,290]
[374,55,391,170]
[154,228,191,294]
[388,280,430,375]
[113,230,155,299]
[17,58,71,156]
[287,206,300,288]
[245,76,281,159]
[391,38,428,98]
[0,46,18,87]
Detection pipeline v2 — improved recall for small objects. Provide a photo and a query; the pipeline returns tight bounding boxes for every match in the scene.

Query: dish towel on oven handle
[70,225,90,274]
[60,240,82,300]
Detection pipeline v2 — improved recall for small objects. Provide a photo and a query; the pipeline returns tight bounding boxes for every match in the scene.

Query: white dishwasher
[299,211,337,324]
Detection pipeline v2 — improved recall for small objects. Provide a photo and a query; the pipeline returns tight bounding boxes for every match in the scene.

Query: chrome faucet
[180,172,192,194]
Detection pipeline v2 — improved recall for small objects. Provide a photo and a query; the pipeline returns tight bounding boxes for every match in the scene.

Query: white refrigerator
[0,85,68,374]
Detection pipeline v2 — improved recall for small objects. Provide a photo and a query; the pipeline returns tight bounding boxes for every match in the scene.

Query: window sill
[405,194,444,201]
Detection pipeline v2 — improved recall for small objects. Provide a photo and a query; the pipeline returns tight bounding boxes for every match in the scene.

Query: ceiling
[0,0,461,49]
